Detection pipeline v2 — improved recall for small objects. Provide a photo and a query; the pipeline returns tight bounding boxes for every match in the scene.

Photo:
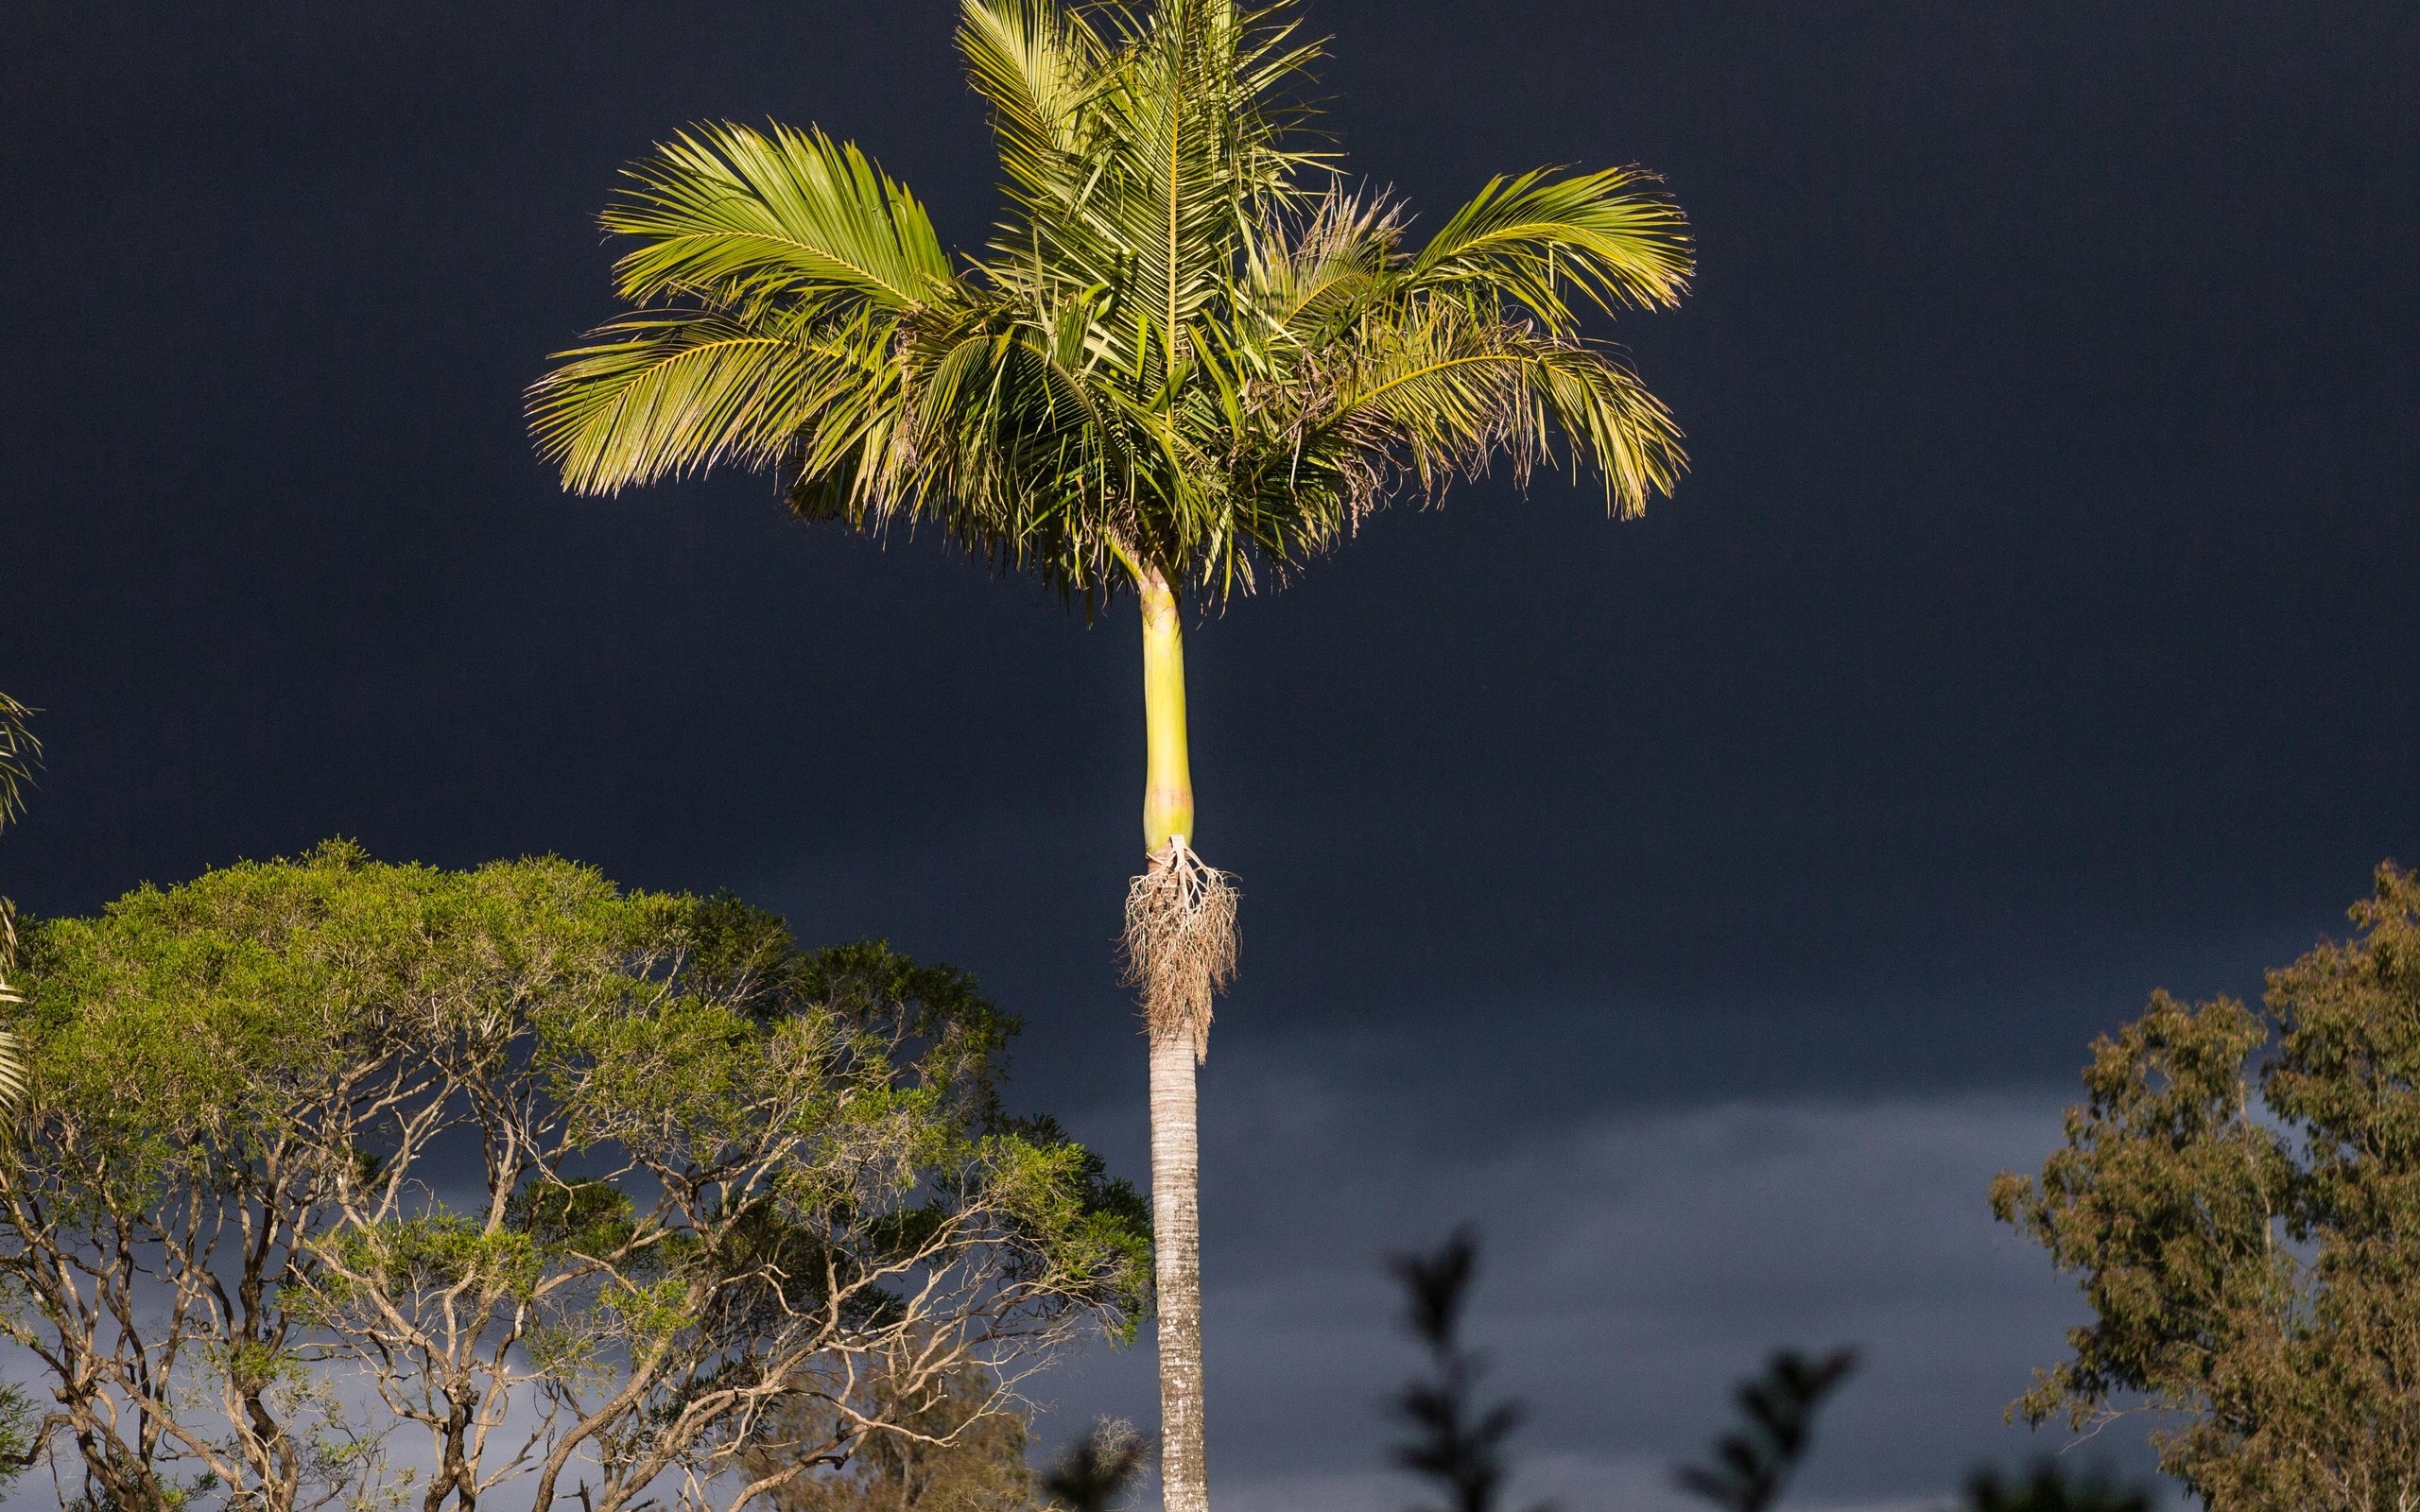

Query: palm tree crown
[529,0,1693,604]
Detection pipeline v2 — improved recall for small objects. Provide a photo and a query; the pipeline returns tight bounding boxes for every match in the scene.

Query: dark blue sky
[4,0,2416,1504]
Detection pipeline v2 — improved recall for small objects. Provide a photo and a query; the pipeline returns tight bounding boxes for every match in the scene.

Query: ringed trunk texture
[1149,1028,1208,1512]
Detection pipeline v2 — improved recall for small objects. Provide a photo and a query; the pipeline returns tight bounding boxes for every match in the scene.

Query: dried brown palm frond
[1121,841,1237,1060]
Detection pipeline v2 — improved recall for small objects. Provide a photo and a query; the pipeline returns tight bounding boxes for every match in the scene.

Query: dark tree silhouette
[1674,1349,1858,1512]
[1040,1420,1150,1512]
[1965,1461,2154,1512]
[1379,1229,2149,1512]
[1389,1228,1544,1512]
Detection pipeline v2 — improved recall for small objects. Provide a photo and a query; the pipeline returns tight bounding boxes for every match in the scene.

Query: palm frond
[605,123,954,312]
[1351,335,1682,516]
[1677,1349,1858,1512]
[910,320,1105,529]
[532,304,900,494]
[0,694,38,835]
[1524,341,1687,516]
[0,1018,22,1115]
[959,0,1114,232]
[1410,166,1692,332]
[1283,295,1685,524]
[987,0,1324,378]
[0,899,25,1115]
[1246,189,1401,340]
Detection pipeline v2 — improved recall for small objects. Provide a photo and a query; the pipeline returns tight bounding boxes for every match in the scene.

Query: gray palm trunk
[1149,1030,1207,1512]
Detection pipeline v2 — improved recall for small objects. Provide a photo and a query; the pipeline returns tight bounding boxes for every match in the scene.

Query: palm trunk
[1148,1029,1207,1512]
[1138,566,1209,1512]
[1139,569,1194,855]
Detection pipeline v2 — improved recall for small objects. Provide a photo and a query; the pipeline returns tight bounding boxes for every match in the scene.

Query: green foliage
[743,1357,1039,1512]
[0,1379,37,1490]
[529,0,1690,607]
[0,692,35,834]
[1995,861,2420,1510]
[323,1215,545,1305]
[0,691,39,1114]
[508,1178,640,1257]
[0,843,1146,1512]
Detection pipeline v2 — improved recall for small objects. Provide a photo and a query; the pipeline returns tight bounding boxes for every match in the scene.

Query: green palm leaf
[1409,165,1692,331]
[532,309,833,492]
[606,123,954,312]
[0,694,36,835]
[531,0,1693,593]
[0,1012,22,1115]
[0,896,24,1116]
[959,0,1113,227]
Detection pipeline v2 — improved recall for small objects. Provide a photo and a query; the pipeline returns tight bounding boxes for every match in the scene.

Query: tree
[1993,862,2420,1510]
[1387,1229,1530,1512]
[528,5,1691,1504]
[0,843,1148,1512]
[1963,1463,2152,1512]
[1382,1229,1859,1512]
[1379,1229,2146,1512]
[1674,1349,1858,1512]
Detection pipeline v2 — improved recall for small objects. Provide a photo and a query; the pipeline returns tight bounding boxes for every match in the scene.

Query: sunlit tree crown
[531,0,1693,604]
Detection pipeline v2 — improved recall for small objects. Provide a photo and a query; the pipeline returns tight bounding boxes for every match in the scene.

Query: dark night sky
[4,0,2417,1505]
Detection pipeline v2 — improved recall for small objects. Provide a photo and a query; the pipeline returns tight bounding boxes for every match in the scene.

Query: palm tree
[529,3,1689,1505]
[0,693,39,1111]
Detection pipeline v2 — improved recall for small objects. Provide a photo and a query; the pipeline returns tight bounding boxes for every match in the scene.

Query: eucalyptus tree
[3,846,1145,1512]
[1996,863,2420,1508]
[529,2,1690,1503]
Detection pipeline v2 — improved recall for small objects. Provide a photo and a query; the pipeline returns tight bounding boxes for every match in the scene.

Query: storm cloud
[5,0,2415,1504]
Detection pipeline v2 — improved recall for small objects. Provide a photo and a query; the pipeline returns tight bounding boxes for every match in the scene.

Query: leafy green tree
[527,5,1689,1503]
[0,844,1147,1512]
[1994,862,2420,1510]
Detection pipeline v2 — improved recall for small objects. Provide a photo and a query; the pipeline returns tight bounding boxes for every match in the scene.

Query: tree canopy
[1995,862,2420,1510]
[528,0,1692,607]
[0,843,1148,1512]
